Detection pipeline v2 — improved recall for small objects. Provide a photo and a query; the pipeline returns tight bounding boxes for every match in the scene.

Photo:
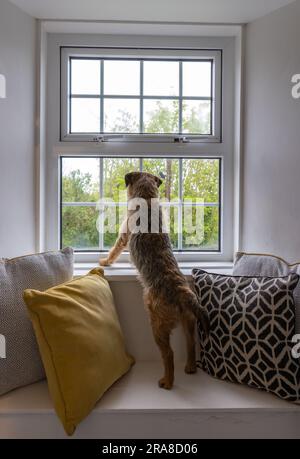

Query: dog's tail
[190,298,210,339]
[181,290,210,338]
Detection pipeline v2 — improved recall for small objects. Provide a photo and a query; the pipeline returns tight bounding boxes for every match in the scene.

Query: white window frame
[60,47,222,143]
[44,32,238,264]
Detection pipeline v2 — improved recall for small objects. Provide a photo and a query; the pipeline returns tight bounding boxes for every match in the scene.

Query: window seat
[1,361,300,439]
[1,264,300,439]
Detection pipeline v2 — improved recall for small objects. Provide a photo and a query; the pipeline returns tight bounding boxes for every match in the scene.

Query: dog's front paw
[158,377,173,390]
[99,258,111,267]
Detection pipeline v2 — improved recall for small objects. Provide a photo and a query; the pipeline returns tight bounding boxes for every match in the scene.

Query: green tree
[62,170,99,249]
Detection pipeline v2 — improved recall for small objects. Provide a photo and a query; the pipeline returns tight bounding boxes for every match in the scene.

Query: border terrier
[100,172,209,389]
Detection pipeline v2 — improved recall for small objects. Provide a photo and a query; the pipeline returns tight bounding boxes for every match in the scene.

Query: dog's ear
[125,172,140,188]
[154,176,163,188]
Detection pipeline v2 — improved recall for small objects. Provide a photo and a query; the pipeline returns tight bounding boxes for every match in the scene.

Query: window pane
[161,205,179,250]
[62,158,100,203]
[103,205,127,250]
[182,159,220,203]
[103,158,140,201]
[71,98,100,133]
[71,59,100,95]
[104,60,140,95]
[101,206,180,251]
[182,206,219,251]
[182,158,220,251]
[142,158,179,201]
[62,206,99,250]
[182,100,211,135]
[60,157,221,252]
[104,99,139,133]
[144,100,179,134]
[182,61,211,97]
[144,61,179,96]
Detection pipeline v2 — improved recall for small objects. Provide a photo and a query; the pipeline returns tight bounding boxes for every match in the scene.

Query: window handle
[174,136,190,144]
[93,135,124,143]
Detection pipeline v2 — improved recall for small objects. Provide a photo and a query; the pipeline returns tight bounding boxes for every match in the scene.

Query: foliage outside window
[61,157,220,252]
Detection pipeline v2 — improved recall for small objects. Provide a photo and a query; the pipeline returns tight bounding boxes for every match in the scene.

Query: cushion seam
[237,252,300,268]
[193,270,300,282]
[1,248,73,264]
[30,309,71,425]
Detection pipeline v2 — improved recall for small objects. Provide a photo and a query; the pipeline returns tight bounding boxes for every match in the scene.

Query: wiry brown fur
[100,172,209,390]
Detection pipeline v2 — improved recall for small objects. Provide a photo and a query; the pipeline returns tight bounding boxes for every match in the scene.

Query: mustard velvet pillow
[23,267,134,436]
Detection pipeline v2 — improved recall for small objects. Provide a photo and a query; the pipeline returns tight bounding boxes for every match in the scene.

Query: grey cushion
[233,252,300,333]
[0,248,74,395]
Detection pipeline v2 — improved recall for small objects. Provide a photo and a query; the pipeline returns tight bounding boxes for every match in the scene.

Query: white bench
[1,268,300,439]
[2,361,300,439]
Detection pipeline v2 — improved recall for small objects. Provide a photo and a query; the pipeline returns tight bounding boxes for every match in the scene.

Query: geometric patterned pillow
[192,269,300,402]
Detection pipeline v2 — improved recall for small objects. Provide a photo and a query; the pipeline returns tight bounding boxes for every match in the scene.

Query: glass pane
[71,98,100,133]
[102,204,179,250]
[182,206,219,251]
[182,100,211,135]
[62,158,100,203]
[144,61,179,96]
[103,158,140,202]
[183,159,220,203]
[104,60,140,95]
[142,158,179,201]
[71,59,100,95]
[104,99,139,133]
[60,157,221,253]
[144,100,179,134]
[182,61,211,97]
[161,205,179,250]
[62,206,99,250]
[103,205,127,250]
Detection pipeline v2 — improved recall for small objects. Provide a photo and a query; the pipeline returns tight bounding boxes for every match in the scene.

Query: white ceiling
[9,0,296,24]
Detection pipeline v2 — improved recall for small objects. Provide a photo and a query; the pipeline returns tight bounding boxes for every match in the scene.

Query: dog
[100,172,209,390]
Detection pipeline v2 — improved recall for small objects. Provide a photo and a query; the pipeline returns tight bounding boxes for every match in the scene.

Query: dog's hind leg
[181,313,197,375]
[148,309,174,390]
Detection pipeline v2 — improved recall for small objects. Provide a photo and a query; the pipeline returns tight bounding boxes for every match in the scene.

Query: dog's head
[125,172,163,199]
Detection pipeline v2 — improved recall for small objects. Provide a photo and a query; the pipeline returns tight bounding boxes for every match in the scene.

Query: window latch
[93,135,124,143]
[174,136,190,144]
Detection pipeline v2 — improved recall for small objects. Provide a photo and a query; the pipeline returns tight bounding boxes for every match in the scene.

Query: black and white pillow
[192,269,300,402]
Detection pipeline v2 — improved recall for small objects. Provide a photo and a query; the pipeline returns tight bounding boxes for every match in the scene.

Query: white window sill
[74,262,234,282]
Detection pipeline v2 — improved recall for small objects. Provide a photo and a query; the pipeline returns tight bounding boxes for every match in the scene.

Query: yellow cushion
[23,267,134,436]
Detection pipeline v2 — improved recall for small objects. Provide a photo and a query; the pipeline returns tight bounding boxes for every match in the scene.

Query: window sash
[61,47,222,143]
[60,156,222,253]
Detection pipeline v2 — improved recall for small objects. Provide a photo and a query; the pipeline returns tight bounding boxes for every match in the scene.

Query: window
[45,36,236,263]
[61,48,221,141]
[61,157,221,252]
[69,58,212,135]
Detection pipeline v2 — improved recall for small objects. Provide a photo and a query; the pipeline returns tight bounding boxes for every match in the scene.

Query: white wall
[2,0,300,263]
[242,0,300,262]
[0,0,36,258]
